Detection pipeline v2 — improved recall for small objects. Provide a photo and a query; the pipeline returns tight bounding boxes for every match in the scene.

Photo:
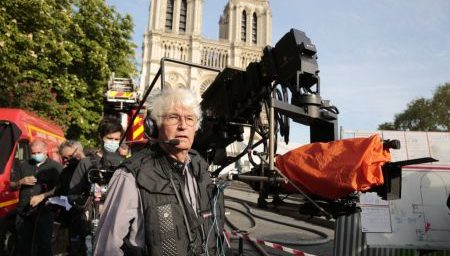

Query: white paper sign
[360,192,392,233]
[361,206,392,232]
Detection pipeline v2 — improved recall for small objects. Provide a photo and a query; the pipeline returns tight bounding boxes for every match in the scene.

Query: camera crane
[193,28,340,214]
[195,28,338,172]
[133,28,430,218]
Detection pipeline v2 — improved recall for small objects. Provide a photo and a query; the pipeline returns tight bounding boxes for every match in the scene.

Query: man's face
[30,142,47,163]
[31,143,46,156]
[102,131,122,153]
[61,146,79,163]
[158,106,197,150]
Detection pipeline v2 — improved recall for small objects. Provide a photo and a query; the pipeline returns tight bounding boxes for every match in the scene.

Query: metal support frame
[159,57,221,90]
[251,89,335,217]
[120,57,221,145]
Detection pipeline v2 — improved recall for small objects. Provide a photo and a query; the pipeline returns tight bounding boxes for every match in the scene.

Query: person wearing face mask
[10,139,62,256]
[55,140,89,256]
[57,140,86,197]
[68,117,124,209]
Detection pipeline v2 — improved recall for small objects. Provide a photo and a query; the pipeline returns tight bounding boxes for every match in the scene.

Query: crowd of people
[9,88,227,256]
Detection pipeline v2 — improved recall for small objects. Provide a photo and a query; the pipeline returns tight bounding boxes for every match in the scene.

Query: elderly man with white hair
[94,87,227,256]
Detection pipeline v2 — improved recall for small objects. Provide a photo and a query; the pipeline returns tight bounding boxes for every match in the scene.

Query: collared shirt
[183,163,199,216]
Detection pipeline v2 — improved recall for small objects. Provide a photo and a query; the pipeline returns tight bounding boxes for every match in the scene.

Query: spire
[147,0,203,36]
[219,0,272,46]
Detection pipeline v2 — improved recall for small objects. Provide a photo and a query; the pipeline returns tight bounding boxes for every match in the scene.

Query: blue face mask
[31,153,46,163]
[103,140,120,153]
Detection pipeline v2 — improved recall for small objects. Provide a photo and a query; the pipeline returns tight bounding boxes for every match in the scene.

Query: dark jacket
[69,152,123,207]
[12,158,62,216]
[121,145,225,256]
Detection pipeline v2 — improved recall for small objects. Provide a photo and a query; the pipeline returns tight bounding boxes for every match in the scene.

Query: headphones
[144,115,158,139]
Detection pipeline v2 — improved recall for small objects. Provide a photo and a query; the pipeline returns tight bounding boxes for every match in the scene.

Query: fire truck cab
[0,108,65,255]
[104,73,146,146]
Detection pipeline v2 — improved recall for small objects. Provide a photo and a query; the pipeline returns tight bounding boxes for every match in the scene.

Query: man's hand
[29,187,55,207]
[30,194,45,207]
[20,176,37,186]
[10,176,37,190]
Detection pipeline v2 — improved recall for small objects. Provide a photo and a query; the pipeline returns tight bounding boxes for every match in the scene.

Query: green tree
[0,0,136,146]
[378,83,450,132]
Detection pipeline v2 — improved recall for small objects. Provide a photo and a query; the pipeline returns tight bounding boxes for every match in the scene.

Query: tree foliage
[378,83,450,132]
[0,0,136,146]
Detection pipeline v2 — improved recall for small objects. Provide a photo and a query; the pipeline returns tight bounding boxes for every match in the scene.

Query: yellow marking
[133,126,144,140]
[133,116,143,125]
[27,124,64,141]
[0,198,18,208]
[108,91,134,98]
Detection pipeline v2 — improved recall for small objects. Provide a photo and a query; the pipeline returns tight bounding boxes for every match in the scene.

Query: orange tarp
[275,135,391,200]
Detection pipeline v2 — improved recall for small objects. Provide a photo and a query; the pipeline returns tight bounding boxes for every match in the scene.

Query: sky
[106,0,450,145]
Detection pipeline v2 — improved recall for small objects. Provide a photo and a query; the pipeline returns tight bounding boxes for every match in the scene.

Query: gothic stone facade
[139,0,272,98]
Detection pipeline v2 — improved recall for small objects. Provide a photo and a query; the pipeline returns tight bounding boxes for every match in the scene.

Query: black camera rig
[130,28,436,218]
[194,28,338,175]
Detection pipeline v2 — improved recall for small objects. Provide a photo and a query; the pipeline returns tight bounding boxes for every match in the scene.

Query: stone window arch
[200,77,215,95]
[252,12,257,44]
[179,0,187,33]
[165,0,174,32]
[241,10,247,42]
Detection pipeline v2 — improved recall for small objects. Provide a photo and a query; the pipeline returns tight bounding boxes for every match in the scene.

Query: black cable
[249,239,271,256]
[282,86,290,144]
[168,175,194,244]
[205,182,229,256]
[224,204,268,256]
[225,197,330,245]
[225,205,257,232]
[274,89,284,137]
[273,87,290,145]
[246,128,259,168]
[157,157,197,252]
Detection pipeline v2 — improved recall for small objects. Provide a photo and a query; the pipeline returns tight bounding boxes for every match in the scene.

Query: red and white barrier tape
[226,230,318,256]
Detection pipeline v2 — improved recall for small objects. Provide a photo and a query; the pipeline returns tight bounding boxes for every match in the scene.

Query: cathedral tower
[139,0,272,96]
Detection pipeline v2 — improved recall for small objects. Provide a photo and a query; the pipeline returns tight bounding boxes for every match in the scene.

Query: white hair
[149,87,202,130]
[58,140,84,155]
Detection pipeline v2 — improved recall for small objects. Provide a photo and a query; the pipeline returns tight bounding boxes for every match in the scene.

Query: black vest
[121,145,225,256]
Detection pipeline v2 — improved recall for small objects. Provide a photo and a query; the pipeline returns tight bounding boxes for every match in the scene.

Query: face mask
[103,140,120,153]
[31,153,46,163]
[66,158,79,167]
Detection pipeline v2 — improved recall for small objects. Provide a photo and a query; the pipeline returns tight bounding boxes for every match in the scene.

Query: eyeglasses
[62,148,78,161]
[161,114,197,127]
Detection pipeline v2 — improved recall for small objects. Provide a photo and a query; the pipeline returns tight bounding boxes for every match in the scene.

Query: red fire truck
[0,108,65,255]
[104,73,146,146]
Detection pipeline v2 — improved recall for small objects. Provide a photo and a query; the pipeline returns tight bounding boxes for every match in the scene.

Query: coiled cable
[225,197,331,245]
